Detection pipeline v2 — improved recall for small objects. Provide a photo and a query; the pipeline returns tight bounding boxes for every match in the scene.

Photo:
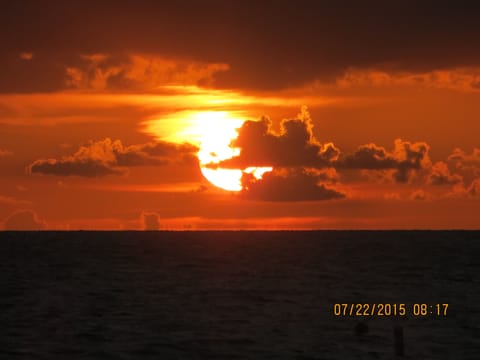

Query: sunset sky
[1,0,480,230]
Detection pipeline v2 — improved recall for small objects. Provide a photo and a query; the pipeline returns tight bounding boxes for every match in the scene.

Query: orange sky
[1,2,480,229]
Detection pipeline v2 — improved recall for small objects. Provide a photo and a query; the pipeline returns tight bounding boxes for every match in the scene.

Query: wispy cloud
[65,54,230,91]
[0,195,31,207]
[336,67,480,92]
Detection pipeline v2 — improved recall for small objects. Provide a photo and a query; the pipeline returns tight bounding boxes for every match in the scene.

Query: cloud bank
[241,169,345,202]
[28,138,198,177]
[217,108,434,200]
[338,140,431,183]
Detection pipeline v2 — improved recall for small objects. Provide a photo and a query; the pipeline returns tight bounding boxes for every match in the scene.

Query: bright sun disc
[145,110,272,191]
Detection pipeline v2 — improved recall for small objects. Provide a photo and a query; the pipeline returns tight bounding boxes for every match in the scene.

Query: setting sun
[145,109,272,191]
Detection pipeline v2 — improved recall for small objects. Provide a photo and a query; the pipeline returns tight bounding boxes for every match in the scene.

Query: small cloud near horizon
[2,209,46,230]
[142,211,161,230]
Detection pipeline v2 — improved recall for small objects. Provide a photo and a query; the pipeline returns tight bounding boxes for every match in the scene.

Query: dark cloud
[427,161,462,186]
[28,158,123,178]
[212,109,347,201]
[3,209,46,230]
[337,139,431,183]
[2,1,480,91]
[220,108,339,169]
[142,212,160,230]
[115,141,198,167]
[304,167,339,184]
[28,138,198,177]
[339,143,396,169]
[0,52,70,93]
[219,110,430,184]
[241,169,345,202]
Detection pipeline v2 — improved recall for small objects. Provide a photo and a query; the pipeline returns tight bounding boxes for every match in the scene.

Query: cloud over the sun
[28,138,198,177]
[209,108,440,201]
[220,109,431,185]
[220,107,339,169]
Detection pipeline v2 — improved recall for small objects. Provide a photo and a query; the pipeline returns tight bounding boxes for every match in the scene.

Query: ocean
[1,231,479,359]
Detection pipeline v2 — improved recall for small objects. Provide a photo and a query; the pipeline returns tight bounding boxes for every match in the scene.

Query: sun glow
[144,110,272,191]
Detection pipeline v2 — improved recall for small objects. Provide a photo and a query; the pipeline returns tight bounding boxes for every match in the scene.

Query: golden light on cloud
[145,110,272,191]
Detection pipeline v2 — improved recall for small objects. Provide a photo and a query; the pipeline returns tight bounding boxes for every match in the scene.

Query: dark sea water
[0,231,479,359]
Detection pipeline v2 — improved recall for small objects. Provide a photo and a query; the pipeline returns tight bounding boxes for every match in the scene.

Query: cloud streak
[336,68,480,92]
[0,195,31,207]
[66,54,230,91]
